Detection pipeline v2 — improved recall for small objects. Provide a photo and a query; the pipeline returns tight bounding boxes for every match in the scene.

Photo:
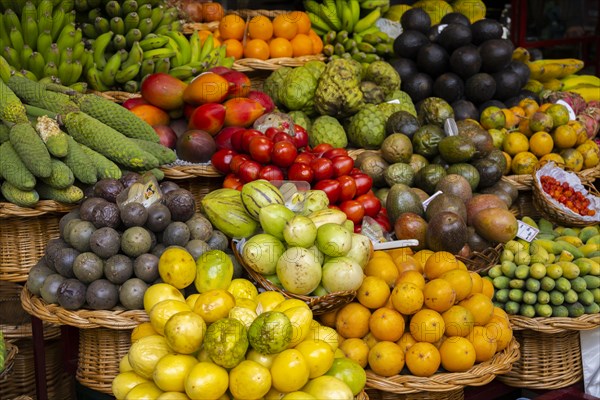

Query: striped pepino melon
[241,180,285,220]
[202,191,258,239]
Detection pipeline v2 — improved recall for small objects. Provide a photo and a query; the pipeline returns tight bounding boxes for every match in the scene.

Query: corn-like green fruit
[36,183,84,204]
[0,80,28,124]
[0,124,9,144]
[9,122,52,178]
[41,158,75,189]
[34,115,69,157]
[7,75,79,115]
[62,136,97,185]
[0,141,37,190]
[78,143,122,180]
[131,138,176,165]
[1,181,39,208]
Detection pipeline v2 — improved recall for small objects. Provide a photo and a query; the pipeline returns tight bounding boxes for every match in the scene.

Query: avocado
[185,239,211,261]
[119,171,142,189]
[381,133,413,163]
[493,69,523,101]
[91,201,121,229]
[40,274,67,304]
[186,214,213,241]
[450,45,482,80]
[133,253,159,283]
[427,24,443,43]
[359,153,389,188]
[93,178,124,203]
[159,181,180,195]
[426,211,468,254]
[472,158,503,189]
[162,221,191,247]
[86,279,119,310]
[59,210,81,238]
[485,148,508,172]
[441,12,470,26]
[89,227,121,259]
[57,279,87,310]
[412,124,445,159]
[104,254,134,284]
[145,203,172,232]
[433,73,464,103]
[452,100,480,121]
[73,252,104,284]
[54,247,80,278]
[119,278,148,310]
[417,43,449,77]
[120,202,148,227]
[465,73,496,104]
[438,135,476,163]
[401,72,433,103]
[384,163,415,187]
[478,100,506,114]
[456,119,494,159]
[446,163,480,191]
[507,61,531,87]
[425,193,468,223]
[386,111,421,138]
[414,164,447,194]
[409,154,430,175]
[479,39,514,73]
[207,230,229,252]
[27,263,55,296]
[504,90,540,108]
[438,24,472,52]
[471,19,504,45]
[79,197,106,223]
[393,30,430,60]
[389,57,419,81]
[400,8,431,33]
[121,226,153,257]
[163,189,196,222]
[435,174,473,204]
[386,183,425,223]
[431,155,451,169]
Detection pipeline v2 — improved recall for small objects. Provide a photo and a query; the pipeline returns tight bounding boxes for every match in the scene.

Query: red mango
[188,103,226,136]
[223,97,266,128]
[221,70,252,98]
[141,73,187,110]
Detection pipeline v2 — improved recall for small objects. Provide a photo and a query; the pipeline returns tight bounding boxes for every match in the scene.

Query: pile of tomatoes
[210,125,391,232]
[540,175,596,216]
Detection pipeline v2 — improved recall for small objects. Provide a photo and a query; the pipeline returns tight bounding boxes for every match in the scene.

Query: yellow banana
[567,85,600,102]
[542,78,564,91]
[561,74,600,90]
[528,58,585,81]
[512,47,530,63]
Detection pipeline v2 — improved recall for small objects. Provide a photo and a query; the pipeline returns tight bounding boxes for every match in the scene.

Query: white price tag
[373,239,419,250]
[516,220,539,242]
[386,99,401,104]
[422,191,443,210]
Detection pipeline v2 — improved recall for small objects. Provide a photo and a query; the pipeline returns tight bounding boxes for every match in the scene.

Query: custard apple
[310,116,347,148]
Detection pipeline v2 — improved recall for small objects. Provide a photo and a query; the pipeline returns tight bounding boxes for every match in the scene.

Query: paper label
[516,220,539,242]
[422,191,443,210]
[373,239,419,250]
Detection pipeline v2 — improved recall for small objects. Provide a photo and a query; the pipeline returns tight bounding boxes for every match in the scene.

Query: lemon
[552,125,578,149]
[284,306,314,347]
[451,0,486,23]
[150,299,191,336]
[540,153,565,165]
[156,392,191,399]
[270,349,311,392]
[282,392,317,400]
[294,339,335,378]
[153,354,198,392]
[119,353,133,373]
[229,305,258,329]
[193,289,236,324]
[229,360,272,399]
[131,322,158,343]
[560,149,584,172]
[112,371,149,400]
[235,297,258,311]
[158,247,197,289]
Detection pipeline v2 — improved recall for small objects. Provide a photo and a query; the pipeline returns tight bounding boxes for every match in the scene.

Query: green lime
[535,304,553,317]
[555,277,571,293]
[525,278,541,293]
[546,264,563,279]
[561,262,581,280]
[551,305,569,317]
[493,276,511,290]
[592,288,600,303]
[499,250,514,263]
[487,265,503,279]
[505,301,520,315]
[564,289,578,303]
[583,275,600,290]
[570,277,587,293]
[578,290,595,306]
[514,251,531,266]
[550,290,564,306]
[509,279,525,289]
[495,288,510,303]
[540,276,556,292]
[567,302,585,317]
[537,290,550,305]
[509,289,523,303]
[529,263,547,279]
[522,291,537,305]
[584,303,600,314]
[519,304,536,317]
[501,261,517,278]
[515,265,530,280]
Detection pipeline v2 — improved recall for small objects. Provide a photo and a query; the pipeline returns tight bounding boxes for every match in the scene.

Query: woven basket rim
[509,313,600,333]
[456,243,503,274]
[232,241,357,315]
[20,285,148,330]
[0,341,18,379]
[365,337,520,394]
[161,164,223,179]
[0,200,76,218]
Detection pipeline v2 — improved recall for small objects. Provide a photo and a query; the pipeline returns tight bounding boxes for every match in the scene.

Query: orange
[424,251,460,280]
[219,14,246,40]
[481,278,494,300]
[410,309,445,343]
[273,13,298,40]
[244,38,270,60]
[395,270,426,291]
[518,118,532,137]
[372,250,393,260]
[308,29,323,54]
[439,336,476,372]
[560,148,584,171]
[335,302,371,339]
[367,341,405,377]
[369,307,405,342]
[458,293,494,326]
[529,131,554,157]
[519,98,539,117]
[223,39,244,60]
[501,108,521,129]
[546,103,570,127]
[569,120,589,145]
[393,254,423,275]
[290,33,313,57]
[423,279,456,313]
[442,305,475,337]
[357,276,391,309]
[287,11,311,34]
[537,102,553,112]
[486,317,513,351]
[396,332,417,353]
[362,332,380,349]
[540,153,565,165]
[365,255,399,287]
[248,15,273,41]
[390,282,424,315]
[197,30,213,44]
[413,249,434,270]
[502,152,512,175]
[269,37,293,58]
[440,269,472,301]
[492,307,510,324]
[511,151,538,175]
[130,104,170,127]
[318,309,338,328]
[503,131,529,156]
[201,2,224,22]
[552,124,578,149]
[468,326,497,362]
[509,106,526,120]
[339,338,370,368]
[387,247,413,259]
[469,272,483,294]
[405,342,441,377]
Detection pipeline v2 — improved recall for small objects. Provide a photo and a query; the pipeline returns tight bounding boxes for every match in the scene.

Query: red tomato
[292,124,309,148]
[230,128,246,152]
[229,154,249,174]
[331,155,354,178]
[241,129,263,153]
[223,173,243,190]
[351,173,373,196]
[373,208,391,232]
[271,141,298,168]
[259,165,284,181]
[337,175,357,202]
[294,152,315,165]
[311,143,334,156]
[264,127,283,140]
[272,131,295,144]
[355,193,381,217]
[248,136,274,164]
[339,200,365,224]
[210,148,236,174]
[310,158,334,181]
[238,160,261,182]
[314,179,341,204]
[349,167,362,176]
[323,148,348,159]
[328,204,341,211]
[287,163,314,183]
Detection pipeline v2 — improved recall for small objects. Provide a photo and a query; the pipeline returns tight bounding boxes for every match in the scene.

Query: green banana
[159,7,178,27]
[37,0,53,20]
[123,41,143,68]
[118,48,128,63]
[341,2,354,33]
[73,41,85,61]
[60,46,74,63]
[163,35,183,67]
[189,30,201,62]
[149,5,164,27]
[9,27,24,54]
[166,30,191,65]
[0,15,10,46]
[137,17,153,37]
[88,7,103,21]
[124,11,140,32]
[168,65,198,80]
[68,82,88,93]
[122,0,138,15]
[198,34,214,62]
[21,1,37,24]
[139,34,167,50]
[125,28,142,48]
[18,69,37,81]
[21,16,37,50]
[105,0,121,18]
[21,45,33,70]
[86,64,109,90]
[350,0,360,28]
[81,48,94,72]
[28,52,45,79]
[142,47,175,61]
[109,16,125,35]
[153,57,170,74]
[94,16,109,34]
[43,62,59,78]
[307,11,332,33]
[100,51,121,87]
[50,7,65,40]
[303,0,322,15]
[4,9,22,34]
[64,10,76,26]
[92,31,113,69]
[37,10,53,34]
[45,43,60,65]
[112,34,127,50]
[361,0,389,9]
[59,0,75,13]
[0,55,14,83]
[139,58,154,79]
[2,46,21,69]
[137,3,152,20]
[319,3,342,31]
[123,80,138,93]
[115,62,141,83]
[56,22,76,49]
[354,7,381,33]
[57,59,73,85]
[81,22,98,39]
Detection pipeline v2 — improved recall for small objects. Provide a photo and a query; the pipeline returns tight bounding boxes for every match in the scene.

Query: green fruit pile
[485,219,600,318]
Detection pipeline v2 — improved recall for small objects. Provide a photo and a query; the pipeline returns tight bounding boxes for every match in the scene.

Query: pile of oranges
[319,248,514,378]
[199,12,324,61]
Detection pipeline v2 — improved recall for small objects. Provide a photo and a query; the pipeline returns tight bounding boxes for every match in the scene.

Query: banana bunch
[0,0,88,89]
[304,0,388,36]
[559,74,600,102]
[322,28,393,65]
[512,47,585,82]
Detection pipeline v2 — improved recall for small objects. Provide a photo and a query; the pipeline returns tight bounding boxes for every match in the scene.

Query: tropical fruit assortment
[112,280,367,399]
[320,248,513,378]
[485,219,600,317]
[25,176,237,311]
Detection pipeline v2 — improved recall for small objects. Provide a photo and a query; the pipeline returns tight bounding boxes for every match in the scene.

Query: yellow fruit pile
[482,100,599,175]
[320,249,514,378]
[214,12,323,61]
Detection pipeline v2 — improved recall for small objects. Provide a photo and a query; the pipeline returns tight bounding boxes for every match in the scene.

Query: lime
[546,264,563,279]
[509,279,525,290]
[537,290,550,305]
[500,250,514,263]
[522,291,537,305]
[529,263,547,279]
[509,289,523,303]
[561,263,581,280]
[550,290,564,306]
[519,304,536,317]
[564,289,578,303]
[583,275,600,290]
[515,265,530,280]
[592,288,600,303]
[555,277,571,293]
[571,277,587,293]
[501,261,517,278]
[567,302,585,317]
[514,251,531,266]
[504,301,520,315]
[552,305,569,317]
[495,288,509,303]
[578,290,595,306]
[487,265,503,279]
[540,276,556,292]
[493,276,511,290]
[525,278,541,293]
[535,304,553,317]
[584,303,600,314]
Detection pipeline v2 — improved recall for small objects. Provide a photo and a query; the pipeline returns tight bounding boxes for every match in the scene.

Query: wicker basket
[0,213,61,283]
[367,388,464,400]
[232,241,356,315]
[76,328,132,395]
[0,340,18,379]
[497,314,600,390]
[20,285,149,330]
[0,338,75,400]
[456,243,503,274]
[0,281,61,341]
[509,191,542,220]
[365,337,520,395]
[532,162,600,227]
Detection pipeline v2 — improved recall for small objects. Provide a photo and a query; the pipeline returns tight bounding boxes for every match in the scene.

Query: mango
[223,97,266,127]
[141,73,188,110]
